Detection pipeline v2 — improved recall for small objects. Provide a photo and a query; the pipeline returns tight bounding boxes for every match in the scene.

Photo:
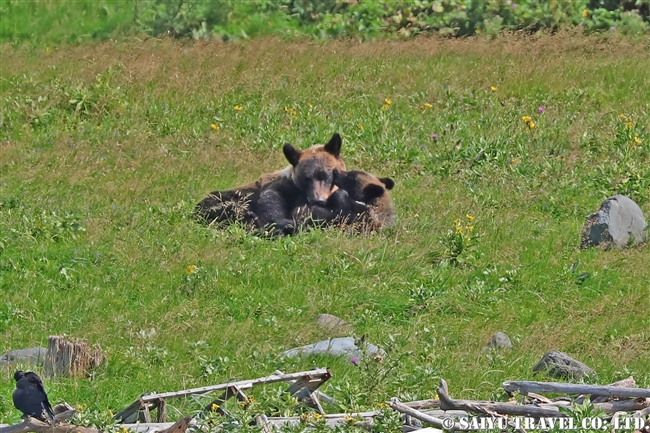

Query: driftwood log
[503,380,650,399]
[389,398,457,431]
[438,379,650,418]
[43,336,105,379]
[400,398,441,410]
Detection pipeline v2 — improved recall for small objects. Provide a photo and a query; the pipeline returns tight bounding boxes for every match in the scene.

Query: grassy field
[1,33,650,427]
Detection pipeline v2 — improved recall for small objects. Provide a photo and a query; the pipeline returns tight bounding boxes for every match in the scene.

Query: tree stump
[43,336,105,379]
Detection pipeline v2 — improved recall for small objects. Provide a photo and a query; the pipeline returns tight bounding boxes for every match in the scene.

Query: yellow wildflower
[344,414,356,424]
[210,123,220,131]
[625,122,633,128]
[527,121,536,129]
[186,264,197,275]
[382,98,392,110]
[284,107,297,116]
[234,105,243,111]
[211,403,220,410]
[456,226,463,234]
[522,116,532,123]
[634,137,642,144]
[422,102,433,110]
[467,225,474,232]
[453,218,460,226]
[511,158,519,164]
[307,102,312,108]
[96,126,101,130]
[358,123,364,131]
[582,9,589,18]
[466,214,475,222]
[490,86,497,92]
[618,114,627,120]
[313,413,321,419]
[109,410,113,417]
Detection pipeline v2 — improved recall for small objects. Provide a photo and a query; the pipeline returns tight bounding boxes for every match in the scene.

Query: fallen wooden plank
[147,368,331,401]
[275,369,336,406]
[503,380,650,399]
[117,368,332,423]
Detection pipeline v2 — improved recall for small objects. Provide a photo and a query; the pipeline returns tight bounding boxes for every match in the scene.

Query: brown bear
[194,133,346,235]
[293,168,396,233]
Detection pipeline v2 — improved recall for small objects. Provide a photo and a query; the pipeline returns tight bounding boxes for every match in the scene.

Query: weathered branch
[389,397,460,431]
[503,381,650,399]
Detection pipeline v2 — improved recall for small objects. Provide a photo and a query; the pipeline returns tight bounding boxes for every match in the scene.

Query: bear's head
[332,168,394,205]
[283,133,346,206]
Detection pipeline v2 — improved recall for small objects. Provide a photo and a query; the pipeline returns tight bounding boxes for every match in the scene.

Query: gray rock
[0,347,47,365]
[533,351,596,379]
[483,332,512,351]
[280,337,385,360]
[315,314,353,336]
[581,195,648,249]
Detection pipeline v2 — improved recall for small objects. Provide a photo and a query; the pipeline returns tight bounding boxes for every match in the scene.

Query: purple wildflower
[432,134,439,140]
[610,26,616,31]
[351,357,359,366]
[538,105,545,112]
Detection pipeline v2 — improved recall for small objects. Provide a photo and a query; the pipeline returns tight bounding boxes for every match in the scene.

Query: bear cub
[298,168,396,232]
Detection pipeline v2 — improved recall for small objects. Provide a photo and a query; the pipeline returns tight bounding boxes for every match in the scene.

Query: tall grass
[1,34,649,425]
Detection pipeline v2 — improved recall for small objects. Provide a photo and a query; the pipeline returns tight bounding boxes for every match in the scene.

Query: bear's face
[283,133,346,206]
[332,168,394,204]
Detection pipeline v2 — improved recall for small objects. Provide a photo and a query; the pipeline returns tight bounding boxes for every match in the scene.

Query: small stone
[316,313,353,336]
[483,332,512,351]
[581,195,648,249]
[533,351,596,380]
[280,337,385,361]
[0,347,47,365]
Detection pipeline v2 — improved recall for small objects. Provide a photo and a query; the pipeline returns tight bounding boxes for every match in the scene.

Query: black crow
[12,370,55,422]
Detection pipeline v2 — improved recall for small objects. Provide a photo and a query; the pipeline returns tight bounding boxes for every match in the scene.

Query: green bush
[1,0,649,45]
[135,0,648,41]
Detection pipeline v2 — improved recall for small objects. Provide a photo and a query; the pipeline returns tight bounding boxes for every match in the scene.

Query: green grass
[0,0,134,46]
[1,34,650,428]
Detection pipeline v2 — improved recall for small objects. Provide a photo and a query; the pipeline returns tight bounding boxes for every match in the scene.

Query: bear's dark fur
[194,133,346,235]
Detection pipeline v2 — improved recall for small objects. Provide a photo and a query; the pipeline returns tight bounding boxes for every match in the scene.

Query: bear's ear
[363,184,386,201]
[324,133,342,156]
[379,177,394,190]
[283,143,302,167]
